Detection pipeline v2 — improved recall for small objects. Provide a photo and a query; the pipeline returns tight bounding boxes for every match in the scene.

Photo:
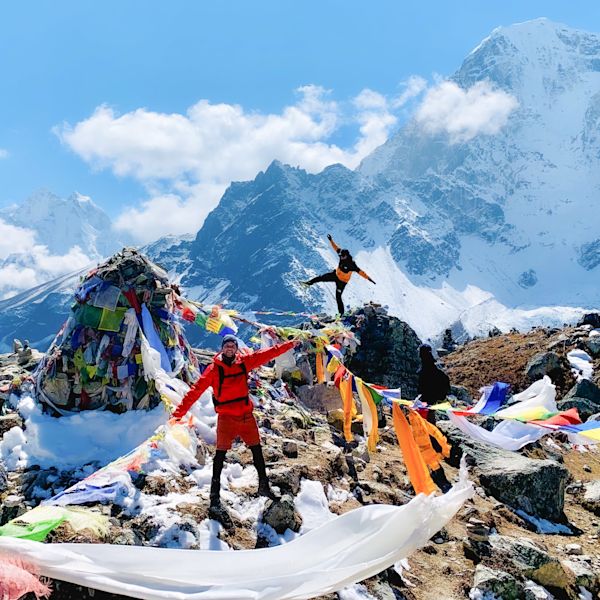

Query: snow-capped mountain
[360,18,600,307]
[175,18,599,334]
[0,190,129,300]
[0,19,598,350]
[1,189,124,257]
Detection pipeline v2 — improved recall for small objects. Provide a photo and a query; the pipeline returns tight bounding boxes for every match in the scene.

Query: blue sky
[1,1,599,234]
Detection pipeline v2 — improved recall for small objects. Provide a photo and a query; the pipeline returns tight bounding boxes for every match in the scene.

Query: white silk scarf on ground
[0,463,473,600]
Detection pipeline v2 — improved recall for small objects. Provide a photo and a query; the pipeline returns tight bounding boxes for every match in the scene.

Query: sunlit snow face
[221,341,238,358]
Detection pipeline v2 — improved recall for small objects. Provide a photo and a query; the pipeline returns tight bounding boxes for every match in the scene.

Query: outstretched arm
[357,268,376,284]
[243,340,296,371]
[172,364,215,419]
[327,233,340,255]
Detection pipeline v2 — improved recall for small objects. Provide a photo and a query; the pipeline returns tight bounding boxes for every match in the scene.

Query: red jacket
[173,340,295,418]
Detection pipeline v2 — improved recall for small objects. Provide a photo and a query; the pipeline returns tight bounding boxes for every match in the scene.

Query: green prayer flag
[98,307,127,332]
[194,312,208,328]
[76,303,103,328]
[0,517,65,542]
[367,385,383,406]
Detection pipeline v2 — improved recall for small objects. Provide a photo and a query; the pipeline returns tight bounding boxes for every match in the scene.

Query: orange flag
[339,373,356,443]
[392,403,436,496]
[407,410,443,471]
[315,351,325,384]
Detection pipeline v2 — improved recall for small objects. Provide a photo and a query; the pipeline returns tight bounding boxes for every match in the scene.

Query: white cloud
[56,84,404,241]
[0,149,8,159]
[0,218,92,296]
[415,80,518,143]
[392,76,428,108]
[0,264,38,297]
[56,86,351,183]
[0,219,38,259]
[113,186,225,242]
[32,244,91,276]
[353,89,388,110]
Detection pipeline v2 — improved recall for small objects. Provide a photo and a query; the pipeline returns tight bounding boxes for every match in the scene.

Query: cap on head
[221,334,239,348]
[340,249,350,258]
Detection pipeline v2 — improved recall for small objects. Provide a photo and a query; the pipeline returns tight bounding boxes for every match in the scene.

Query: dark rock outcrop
[438,422,569,521]
[559,379,600,420]
[525,351,568,382]
[563,379,600,405]
[345,304,422,399]
[577,313,600,328]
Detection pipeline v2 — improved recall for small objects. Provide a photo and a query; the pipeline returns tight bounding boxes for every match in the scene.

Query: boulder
[582,480,600,516]
[450,384,472,405]
[525,352,568,382]
[261,495,302,534]
[547,333,572,351]
[487,534,571,590]
[296,384,342,413]
[310,426,333,446]
[557,397,598,421]
[345,305,422,399]
[438,422,569,521]
[326,409,344,432]
[577,313,600,328]
[112,527,145,546]
[279,405,313,430]
[563,379,600,405]
[282,440,298,458]
[0,494,27,525]
[470,565,526,600]
[584,336,600,357]
[561,558,600,596]
[0,413,23,437]
[268,466,301,495]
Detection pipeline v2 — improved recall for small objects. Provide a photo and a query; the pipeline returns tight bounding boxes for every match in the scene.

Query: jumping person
[302,234,375,315]
[172,333,298,527]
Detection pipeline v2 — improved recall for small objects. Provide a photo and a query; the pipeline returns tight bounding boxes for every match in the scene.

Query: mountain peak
[469,18,600,64]
[68,192,93,206]
[0,189,126,259]
[24,188,61,207]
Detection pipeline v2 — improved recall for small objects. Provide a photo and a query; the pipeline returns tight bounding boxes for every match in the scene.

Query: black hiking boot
[258,478,275,499]
[208,498,234,529]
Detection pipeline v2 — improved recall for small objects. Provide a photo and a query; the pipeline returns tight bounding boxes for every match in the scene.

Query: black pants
[210,444,268,504]
[307,271,346,315]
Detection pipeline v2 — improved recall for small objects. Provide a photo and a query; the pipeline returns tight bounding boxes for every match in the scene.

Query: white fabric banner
[448,412,548,451]
[495,376,557,418]
[0,466,473,600]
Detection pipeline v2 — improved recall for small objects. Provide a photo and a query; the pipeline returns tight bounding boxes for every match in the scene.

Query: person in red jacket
[173,333,297,526]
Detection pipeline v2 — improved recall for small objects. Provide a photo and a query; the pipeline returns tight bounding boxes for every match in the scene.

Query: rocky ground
[1,308,599,600]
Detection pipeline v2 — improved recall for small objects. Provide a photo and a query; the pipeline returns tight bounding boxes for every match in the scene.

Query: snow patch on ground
[295,478,336,533]
[337,584,378,599]
[567,349,593,381]
[0,393,168,470]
